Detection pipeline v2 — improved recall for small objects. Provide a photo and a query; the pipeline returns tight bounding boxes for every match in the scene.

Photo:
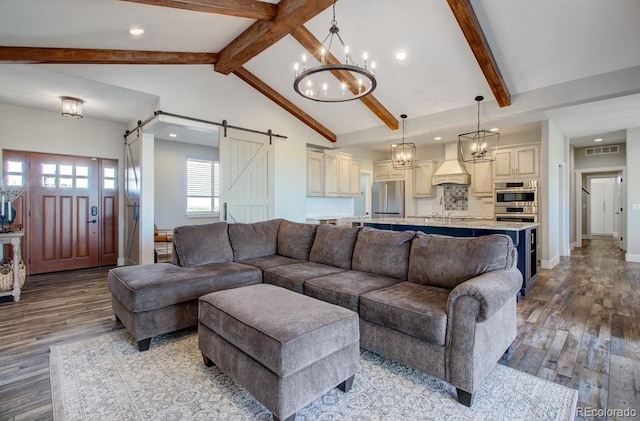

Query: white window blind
[187,158,219,215]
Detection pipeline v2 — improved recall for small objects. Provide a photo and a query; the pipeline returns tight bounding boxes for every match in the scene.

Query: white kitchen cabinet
[338,155,351,196]
[308,151,359,197]
[412,160,436,197]
[374,160,406,181]
[349,160,361,197]
[306,151,325,196]
[470,160,493,197]
[493,144,539,180]
[324,154,339,197]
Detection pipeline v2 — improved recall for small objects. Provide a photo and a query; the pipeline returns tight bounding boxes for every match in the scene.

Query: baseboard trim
[625,254,640,263]
[582,234,591,240]
[571,240,581,249]
[117,258,126,266]
[541,255,560,269]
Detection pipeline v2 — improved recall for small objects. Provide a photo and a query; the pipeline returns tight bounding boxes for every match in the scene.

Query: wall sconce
[61,96,84,119]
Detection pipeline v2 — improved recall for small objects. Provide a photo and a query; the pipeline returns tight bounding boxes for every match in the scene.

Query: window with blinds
[186,157,219,215]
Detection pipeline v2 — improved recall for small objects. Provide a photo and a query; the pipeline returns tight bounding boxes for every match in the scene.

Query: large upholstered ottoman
[198,284,360,421]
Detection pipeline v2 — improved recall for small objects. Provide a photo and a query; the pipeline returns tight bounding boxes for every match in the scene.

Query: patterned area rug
[50,329,577,420]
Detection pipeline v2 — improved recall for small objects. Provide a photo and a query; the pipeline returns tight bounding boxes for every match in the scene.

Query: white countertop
[349,217,539,231]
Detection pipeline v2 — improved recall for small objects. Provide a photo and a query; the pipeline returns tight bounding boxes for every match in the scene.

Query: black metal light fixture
[391,114,416,170]
[293,1,376,102]
[459,96,499,162]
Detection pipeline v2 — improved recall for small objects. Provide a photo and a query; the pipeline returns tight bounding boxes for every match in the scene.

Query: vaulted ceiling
[1,0,640,148]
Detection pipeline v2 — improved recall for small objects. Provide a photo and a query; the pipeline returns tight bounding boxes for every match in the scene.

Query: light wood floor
[0,237,638,420]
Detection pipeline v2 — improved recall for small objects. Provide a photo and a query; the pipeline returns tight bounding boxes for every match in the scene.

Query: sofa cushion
[309,224,360,270]
[108,262,261,313]
[409,233,515,289]
[172,222,233,267]
[199,284,359,378]
[263,262,347,294]
[238,255,304,271]
[352,228,415,280]
[277,220,318,260]
[228,219,283,261]
[304,270,400,312]
[360,282,449,345]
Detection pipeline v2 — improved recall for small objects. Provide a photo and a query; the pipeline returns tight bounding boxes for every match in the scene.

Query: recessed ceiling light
[489,127,499,132]
[434,136,442,141]
[395,50,407,61]
[169,133,177,138]
[594,138,603,142]
[128,27,144,36]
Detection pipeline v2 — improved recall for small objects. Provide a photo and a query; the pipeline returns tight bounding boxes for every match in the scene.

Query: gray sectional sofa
[108,218,522,407]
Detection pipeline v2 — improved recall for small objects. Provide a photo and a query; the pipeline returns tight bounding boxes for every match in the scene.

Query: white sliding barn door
[219,128,274,223]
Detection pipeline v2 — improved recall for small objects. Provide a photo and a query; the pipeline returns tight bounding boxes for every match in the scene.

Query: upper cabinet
[306,151,325,196]
[307,151,360,197]
[374,160,406,181]
[493,144,539,180]
[412,160,436,197]
[470,160,493,197]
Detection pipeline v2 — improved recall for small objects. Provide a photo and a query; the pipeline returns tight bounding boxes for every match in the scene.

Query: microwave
[494,180,537,206]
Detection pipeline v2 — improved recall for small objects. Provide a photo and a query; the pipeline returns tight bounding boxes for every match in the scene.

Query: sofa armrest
[447,267,522,322]
[444,266,522,394]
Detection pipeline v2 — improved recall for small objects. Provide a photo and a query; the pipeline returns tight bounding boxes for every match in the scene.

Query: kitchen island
[358,217,539,297]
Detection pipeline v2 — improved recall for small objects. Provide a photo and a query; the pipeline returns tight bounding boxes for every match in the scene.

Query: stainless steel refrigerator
[372,180,405,218]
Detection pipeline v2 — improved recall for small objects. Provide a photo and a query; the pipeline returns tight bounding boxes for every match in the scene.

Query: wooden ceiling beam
[447,0,511,107]
[119,0,277,20]
[291,26,399,131]
[0,46,217,64]
[234,66,336,142]
[215,0,335,75]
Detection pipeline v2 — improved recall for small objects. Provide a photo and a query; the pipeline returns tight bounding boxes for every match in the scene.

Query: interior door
[29,153,100,273]
[219,128,274,223]
[590,178,615,236]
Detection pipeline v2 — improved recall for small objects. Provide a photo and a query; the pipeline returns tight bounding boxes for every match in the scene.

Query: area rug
[50,329,577,421]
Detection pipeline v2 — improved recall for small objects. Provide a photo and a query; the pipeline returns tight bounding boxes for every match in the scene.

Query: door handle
[87,219,97,224]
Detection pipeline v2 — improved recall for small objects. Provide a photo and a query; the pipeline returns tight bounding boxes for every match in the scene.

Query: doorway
[2,150,119,274]
[575,167,625,251]
[354,172,372,217]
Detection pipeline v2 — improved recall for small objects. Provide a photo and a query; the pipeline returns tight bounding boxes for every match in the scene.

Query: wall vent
[585,144,620,156]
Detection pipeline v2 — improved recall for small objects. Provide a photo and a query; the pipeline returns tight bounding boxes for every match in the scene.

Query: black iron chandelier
[293,1,376,102]
[459,96,499,162]
[391,114,416,170]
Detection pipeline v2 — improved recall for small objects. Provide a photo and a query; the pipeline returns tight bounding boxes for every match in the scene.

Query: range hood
[432,143,471,185]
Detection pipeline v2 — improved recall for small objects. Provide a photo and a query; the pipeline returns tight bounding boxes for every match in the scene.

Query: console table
[0,230,25,302]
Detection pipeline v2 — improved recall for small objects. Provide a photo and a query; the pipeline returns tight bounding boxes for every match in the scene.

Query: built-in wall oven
[494,180,538,223]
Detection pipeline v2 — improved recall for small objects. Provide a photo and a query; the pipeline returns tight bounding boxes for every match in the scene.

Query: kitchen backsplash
[413,186,493,217]
[444,186,468,211]
[306,197,355,218]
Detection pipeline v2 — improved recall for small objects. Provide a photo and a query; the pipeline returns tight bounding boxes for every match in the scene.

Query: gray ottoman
[198,284,360,421]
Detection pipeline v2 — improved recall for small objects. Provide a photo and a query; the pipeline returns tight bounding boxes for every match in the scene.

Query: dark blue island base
[362,222,538,298]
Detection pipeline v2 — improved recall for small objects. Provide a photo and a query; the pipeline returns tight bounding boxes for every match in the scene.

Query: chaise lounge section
[108,219,522,406]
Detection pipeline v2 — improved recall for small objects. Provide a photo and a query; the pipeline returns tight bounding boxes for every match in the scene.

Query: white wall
[626,128,640,262]
[541,120,568,268]
[45,65,333,226]
[0,102,127,260]
[154,139,220,229]
[574,144,626,169]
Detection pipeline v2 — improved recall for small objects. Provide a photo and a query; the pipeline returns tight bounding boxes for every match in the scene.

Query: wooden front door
[29,153,100,273]
[219,128,274,223]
